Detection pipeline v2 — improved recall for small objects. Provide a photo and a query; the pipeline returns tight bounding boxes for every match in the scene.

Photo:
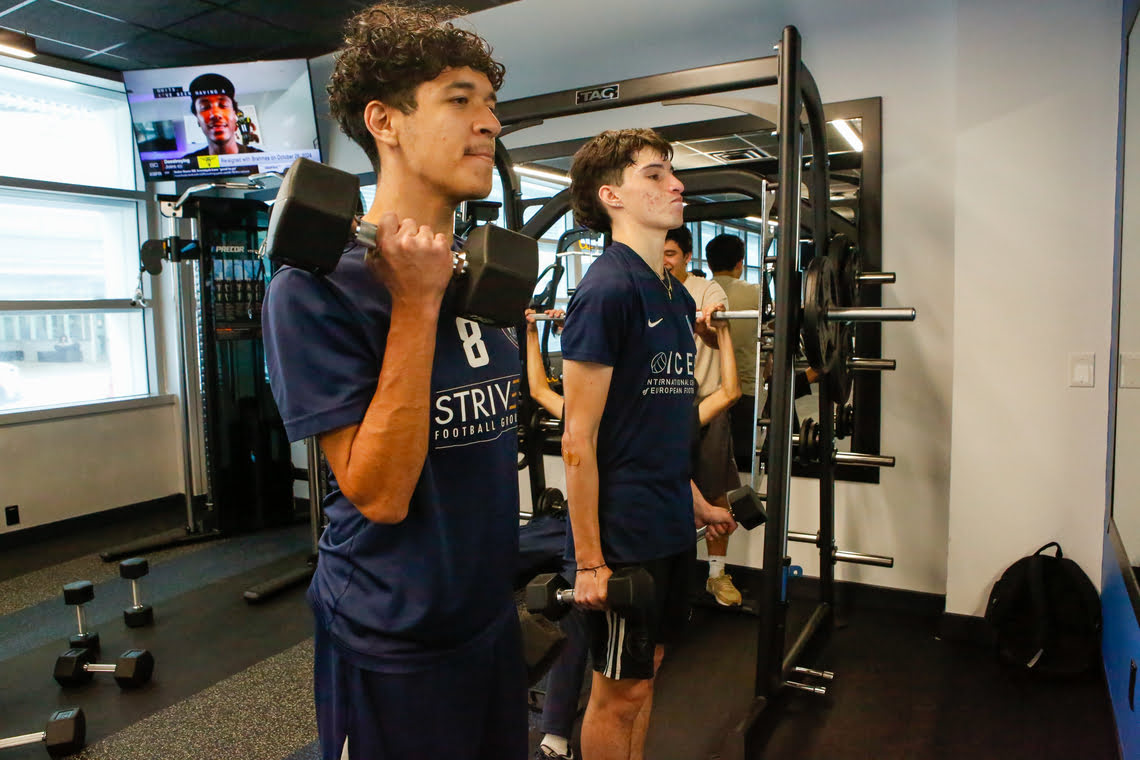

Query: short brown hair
[327,3,506,173]
[569,128,673,234]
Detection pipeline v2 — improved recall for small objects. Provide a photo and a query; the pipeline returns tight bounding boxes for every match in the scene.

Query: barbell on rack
[785,417,895,468]
[787,531,894,568]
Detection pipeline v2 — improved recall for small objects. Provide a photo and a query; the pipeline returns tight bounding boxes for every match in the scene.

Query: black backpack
[984,541,1102,677]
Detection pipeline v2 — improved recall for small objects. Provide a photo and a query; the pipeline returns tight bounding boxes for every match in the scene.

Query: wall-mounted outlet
[4,505,18,526]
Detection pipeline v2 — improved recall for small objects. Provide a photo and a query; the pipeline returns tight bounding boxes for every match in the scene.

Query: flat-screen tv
[123,59,321,182]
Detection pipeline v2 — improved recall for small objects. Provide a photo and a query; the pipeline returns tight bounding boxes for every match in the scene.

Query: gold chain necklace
[661,271,673,300]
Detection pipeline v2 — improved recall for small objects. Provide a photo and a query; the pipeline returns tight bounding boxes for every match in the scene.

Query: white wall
[469,0,1118,608]
[0,197,189,537]
[945,0,1118,615]
[1115,14,1140,564]
[0,403,183,533]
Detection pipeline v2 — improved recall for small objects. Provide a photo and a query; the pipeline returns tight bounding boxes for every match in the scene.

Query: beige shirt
[681,276,727,398]
[712,274,763,393]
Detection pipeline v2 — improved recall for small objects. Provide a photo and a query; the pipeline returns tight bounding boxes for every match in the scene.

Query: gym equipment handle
[825,306,915,322]
[787,531,894,567]
[0,732,45,749]
[353,220,468,274]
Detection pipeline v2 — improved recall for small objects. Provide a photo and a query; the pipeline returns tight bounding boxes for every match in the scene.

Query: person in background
[664,226,744,607]
[183,72,263,157]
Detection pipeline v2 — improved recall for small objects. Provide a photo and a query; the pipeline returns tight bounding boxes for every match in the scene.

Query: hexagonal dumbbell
[53,648,154,689]
[0,707,85,757]
[726,485,767,530]
[119,558,153,628]
[61,581,99,656]
[525,566,655,622]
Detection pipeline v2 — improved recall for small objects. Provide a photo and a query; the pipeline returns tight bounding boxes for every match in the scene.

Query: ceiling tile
[57,0,215,29]
[170,7,302,51]
[113,30,212,68]
[3,1,143,51]
[31,35,96,57]
[227,0,362,34]
[2,0,524,73]
[84,49,131,69]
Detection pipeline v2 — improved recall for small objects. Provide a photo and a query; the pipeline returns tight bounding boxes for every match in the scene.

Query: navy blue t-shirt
[262,244,521,672]
[559,241,697,564]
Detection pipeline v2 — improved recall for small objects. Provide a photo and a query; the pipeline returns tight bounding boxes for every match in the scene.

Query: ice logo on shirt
[644,352,696,396]
[432,375,520,448]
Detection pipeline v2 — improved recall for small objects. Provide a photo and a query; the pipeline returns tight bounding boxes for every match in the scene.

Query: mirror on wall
[1114,20,1140,584]
[501,98,883,483]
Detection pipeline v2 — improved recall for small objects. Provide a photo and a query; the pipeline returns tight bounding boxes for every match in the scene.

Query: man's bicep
[562,360,613,434]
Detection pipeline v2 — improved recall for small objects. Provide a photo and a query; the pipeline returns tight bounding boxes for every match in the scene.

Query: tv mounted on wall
[123,58,321,182]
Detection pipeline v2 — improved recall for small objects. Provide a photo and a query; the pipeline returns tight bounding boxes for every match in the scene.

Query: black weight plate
[801,255,840,373]
[830,233,861,308]
[826,324,854,404]
[536,487,567,516]
[835,404,856,440]
[798,417,813,465]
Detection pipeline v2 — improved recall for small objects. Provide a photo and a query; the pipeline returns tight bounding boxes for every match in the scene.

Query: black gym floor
[0,503,1118,759]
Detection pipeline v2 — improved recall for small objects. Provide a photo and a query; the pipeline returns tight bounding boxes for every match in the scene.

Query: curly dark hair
[569,128,673,234]
[327,3,506,172]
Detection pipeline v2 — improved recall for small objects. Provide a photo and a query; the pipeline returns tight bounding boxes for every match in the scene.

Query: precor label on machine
[575,84,620,105]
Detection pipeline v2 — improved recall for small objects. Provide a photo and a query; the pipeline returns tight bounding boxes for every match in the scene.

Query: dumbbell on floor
[119,557,153,627]
[0,708,85,758]
[525,566,655,622]
[54,648,154,689]
[61,581,98,656]
[264,157,539,326]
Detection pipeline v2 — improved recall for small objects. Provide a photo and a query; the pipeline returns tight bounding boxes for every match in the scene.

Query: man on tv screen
[183,73,262,157]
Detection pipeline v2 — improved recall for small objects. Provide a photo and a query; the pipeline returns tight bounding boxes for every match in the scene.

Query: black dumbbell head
[62,581,94,606]
[264,157,359,275]
[44,707,85,758]
[727,485,767,530]
[119,557,149,579]
[124,604,154,628]
[607,567,655,616]
[67,631,100,655]
[457,224,539,326]
[524,573,571,621]
[114,649,155,689]
[53,649,95,687]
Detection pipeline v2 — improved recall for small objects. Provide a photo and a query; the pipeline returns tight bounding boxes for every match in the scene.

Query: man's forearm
[526,330,564,419]
[565,445,604,568]
[333,305,440,521]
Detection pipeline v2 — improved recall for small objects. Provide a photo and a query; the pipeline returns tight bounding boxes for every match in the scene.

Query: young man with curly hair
[261,5,526,758]
[559,129,735,760]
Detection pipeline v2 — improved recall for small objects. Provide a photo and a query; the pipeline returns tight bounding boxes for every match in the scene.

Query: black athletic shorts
[693,409,742,503]
[585,546,695,681]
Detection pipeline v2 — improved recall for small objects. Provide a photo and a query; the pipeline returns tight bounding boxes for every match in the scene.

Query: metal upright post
[755,25,804,701]
[173,251,198,532]
[816,377,837,611]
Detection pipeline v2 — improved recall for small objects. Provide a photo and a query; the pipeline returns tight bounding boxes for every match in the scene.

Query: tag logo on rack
[575,85,620,105]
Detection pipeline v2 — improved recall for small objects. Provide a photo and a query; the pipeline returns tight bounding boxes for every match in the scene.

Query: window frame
[0,60,158,423]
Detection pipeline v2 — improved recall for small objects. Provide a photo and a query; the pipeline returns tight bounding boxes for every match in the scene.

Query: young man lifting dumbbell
[558,128,736,760]
[261,5,526,759]
[523,305,741,760]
